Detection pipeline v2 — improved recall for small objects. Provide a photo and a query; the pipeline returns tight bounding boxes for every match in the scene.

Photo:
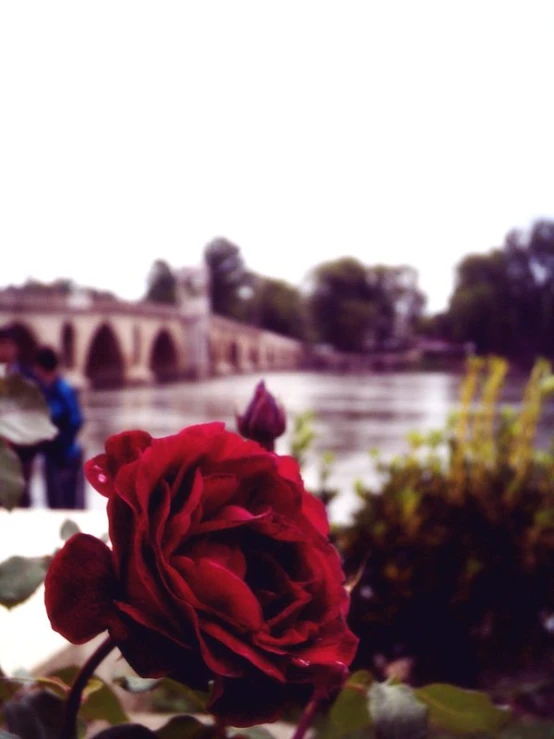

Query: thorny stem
[214,717,228,739]
[290,694,321,739]
[59,635,116,739]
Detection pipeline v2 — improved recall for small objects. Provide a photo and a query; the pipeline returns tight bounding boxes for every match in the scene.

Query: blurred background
[2,1,554,723]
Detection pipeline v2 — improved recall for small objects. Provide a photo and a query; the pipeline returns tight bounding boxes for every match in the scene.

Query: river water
[29,370,554,524]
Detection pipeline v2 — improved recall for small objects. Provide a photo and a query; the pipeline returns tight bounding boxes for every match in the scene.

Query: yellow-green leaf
[414,683,510,734]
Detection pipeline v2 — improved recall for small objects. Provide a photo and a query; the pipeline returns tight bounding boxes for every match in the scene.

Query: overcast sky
[1,1,552,312]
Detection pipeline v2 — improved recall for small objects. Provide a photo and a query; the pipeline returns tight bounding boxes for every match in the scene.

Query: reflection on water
[29,370,554,524]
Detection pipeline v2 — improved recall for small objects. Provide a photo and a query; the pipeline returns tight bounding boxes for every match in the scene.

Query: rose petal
[85,454,115,497]
[174,558,263,633]
[300,490,330,537]
[202,620,285,682]
[85,430,152,497]
[44,534,117,643]
[209,674,301,727]
[185,540,247,579]
[201,473,239,515]
[192,505,268,535]
[106,430,153,463]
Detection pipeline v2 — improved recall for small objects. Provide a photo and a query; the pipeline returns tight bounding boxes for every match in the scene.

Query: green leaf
[113,675,162,693]
[540,375,554,395]
[49,667,129,725]
[60,518,81,541]
[151,678,211,713]
[0,673,93,702]
[414,683,510,735]
[0,730,21,738]
[0,374,57,445]
[228,729,277,739]
[368,682,428,739]
[328,670,373,735]
[0,440,24,510]
[4,690,66,739]
[0,556,50,609]
[156,715,215,739]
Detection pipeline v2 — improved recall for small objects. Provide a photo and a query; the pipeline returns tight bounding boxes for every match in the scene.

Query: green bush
[338,357,554,687]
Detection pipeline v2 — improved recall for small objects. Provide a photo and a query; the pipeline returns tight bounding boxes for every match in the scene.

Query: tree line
[424,220,554,362]
[145,239,426,353]
[145,219,554,361]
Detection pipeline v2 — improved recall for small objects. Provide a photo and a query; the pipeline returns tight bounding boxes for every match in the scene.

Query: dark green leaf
[0,677,24,704]
[0,441,24,510]
[328,670,373,735]
[92,727,158,738]
[49,667,129,725]
[60,518,81,541]
[0,375,57,445]
[414,683,510,735]
[156,715,216,739]
[4,690,65,739]
[368,682,428,739]
[0,556,50,609]
[229,728,277,739]
[151,678,211,713]
[0,731,21,738]
[113,676,161,693]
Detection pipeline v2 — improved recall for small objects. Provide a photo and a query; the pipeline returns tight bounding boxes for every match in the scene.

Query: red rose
[44,423,358,726]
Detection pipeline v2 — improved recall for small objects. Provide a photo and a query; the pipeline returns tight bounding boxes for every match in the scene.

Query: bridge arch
[61,322,75,369]
[149,328,179,382]
[85,322,125,388]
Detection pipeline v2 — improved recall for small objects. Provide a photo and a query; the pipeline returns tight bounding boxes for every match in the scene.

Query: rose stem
[214,717,228,739]
[59,635,116,739]
[290,695,321,739]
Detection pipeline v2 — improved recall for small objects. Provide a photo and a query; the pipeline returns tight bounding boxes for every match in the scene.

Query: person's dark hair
[0,326,16,342]
[34,346,59,372]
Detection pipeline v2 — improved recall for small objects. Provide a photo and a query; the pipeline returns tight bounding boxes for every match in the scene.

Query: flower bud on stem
[236,381,286,452]
[59,635,116,739]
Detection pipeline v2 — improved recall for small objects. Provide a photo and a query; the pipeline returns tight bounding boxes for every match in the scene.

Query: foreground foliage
[2,364,553,737]
[339,357,554,686]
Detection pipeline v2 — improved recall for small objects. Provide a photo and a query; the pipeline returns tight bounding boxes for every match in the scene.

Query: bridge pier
[126,366,155,386]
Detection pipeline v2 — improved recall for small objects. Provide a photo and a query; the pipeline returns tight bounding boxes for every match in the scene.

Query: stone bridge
[0,288,305,388]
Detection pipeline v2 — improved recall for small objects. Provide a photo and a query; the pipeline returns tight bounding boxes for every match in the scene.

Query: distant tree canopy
[307,257,425,352]
[204,238,250,320]
[442,220,554,360]
[251,276,306,340]
[145,259,178,304]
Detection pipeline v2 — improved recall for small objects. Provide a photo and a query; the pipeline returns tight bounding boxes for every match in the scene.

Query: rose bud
[44,424,358,727]
[236,380,286,451]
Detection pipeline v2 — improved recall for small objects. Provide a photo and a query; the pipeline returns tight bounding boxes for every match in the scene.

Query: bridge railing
[0,292,191,319]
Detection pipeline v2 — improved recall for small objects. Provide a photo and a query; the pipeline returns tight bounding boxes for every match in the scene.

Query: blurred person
[0,325,38,506]
[0,326,22,376]
[33,346,85,509]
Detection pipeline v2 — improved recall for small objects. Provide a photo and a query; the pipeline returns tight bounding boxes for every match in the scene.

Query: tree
[308,258,425,352]
[204,238,250,319]
[252,276,306,339]
[144,260,178,305]
[308,258,374,352]
[444,220,554,360]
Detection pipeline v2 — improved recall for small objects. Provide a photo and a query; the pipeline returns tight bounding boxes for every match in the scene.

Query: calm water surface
[31,371,554,524]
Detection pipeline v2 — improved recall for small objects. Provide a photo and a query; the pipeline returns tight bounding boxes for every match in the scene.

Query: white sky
[1,1,553,313]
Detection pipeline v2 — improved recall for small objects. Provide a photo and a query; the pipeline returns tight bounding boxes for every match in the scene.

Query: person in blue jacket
[33,346,85,509]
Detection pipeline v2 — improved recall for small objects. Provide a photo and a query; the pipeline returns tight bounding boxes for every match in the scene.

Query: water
[29,370,554,524]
